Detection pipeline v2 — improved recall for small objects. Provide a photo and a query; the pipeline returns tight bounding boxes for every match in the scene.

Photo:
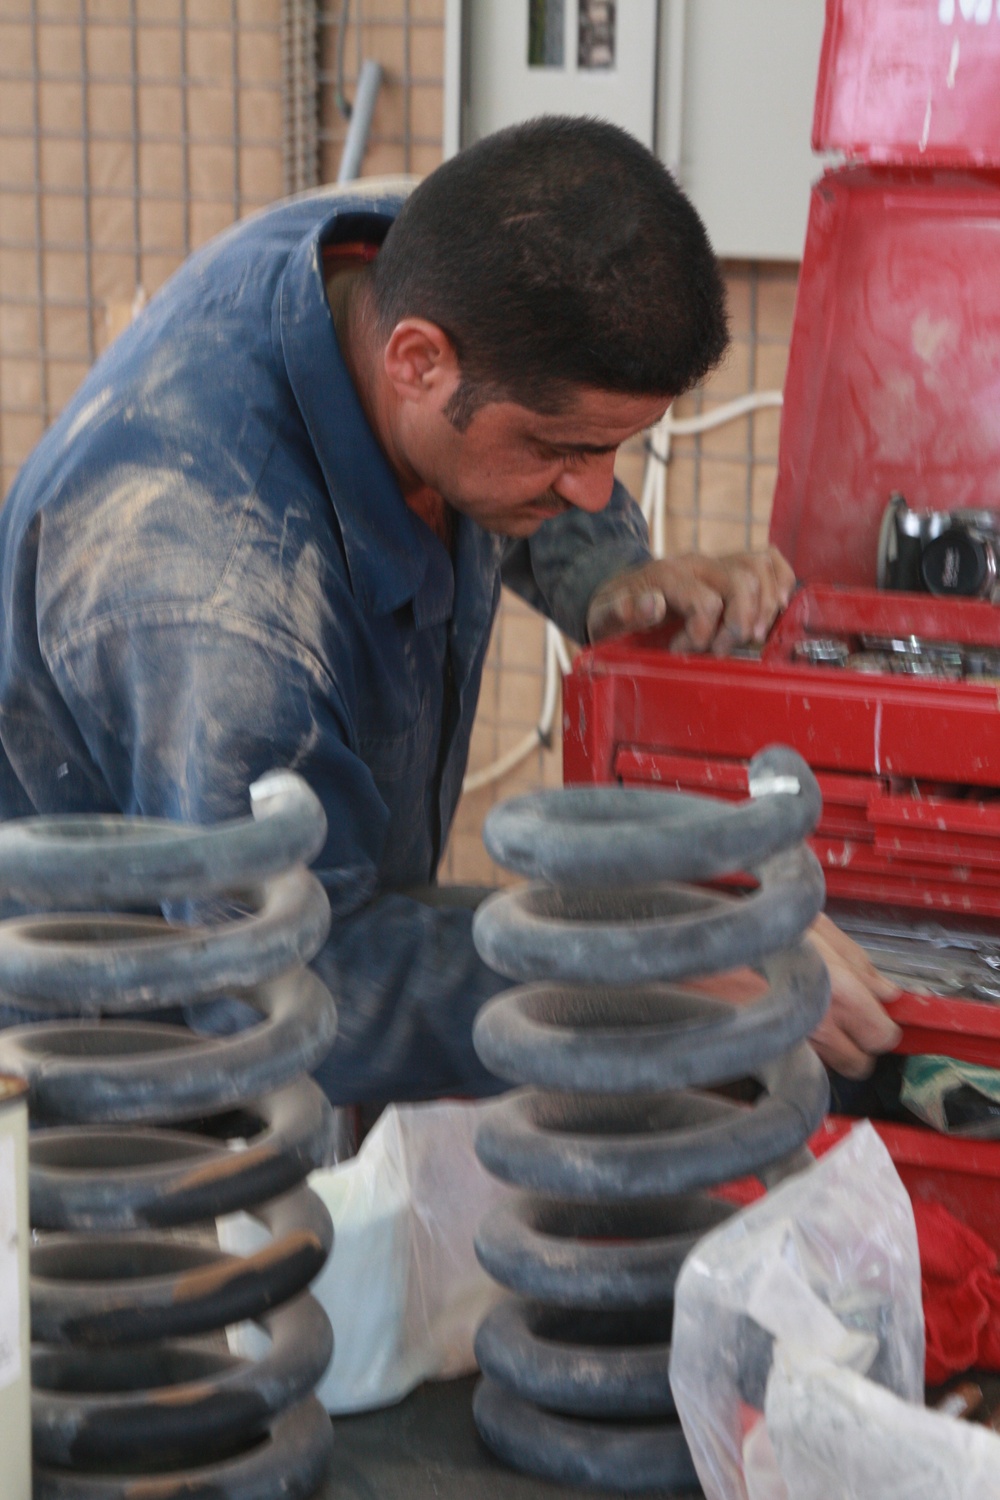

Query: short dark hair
[370,115,729,428]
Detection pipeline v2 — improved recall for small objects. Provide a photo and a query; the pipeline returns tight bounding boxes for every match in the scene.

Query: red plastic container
[814,0,1000,168]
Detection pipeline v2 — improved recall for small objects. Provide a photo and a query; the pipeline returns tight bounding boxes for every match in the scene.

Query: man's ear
[383,318,461,407]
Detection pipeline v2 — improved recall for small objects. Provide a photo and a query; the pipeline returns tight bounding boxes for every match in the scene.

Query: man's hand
[586,548,796,651]
[807,913,903,1078]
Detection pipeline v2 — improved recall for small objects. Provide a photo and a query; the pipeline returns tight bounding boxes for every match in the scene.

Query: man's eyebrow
[538,439,619,456]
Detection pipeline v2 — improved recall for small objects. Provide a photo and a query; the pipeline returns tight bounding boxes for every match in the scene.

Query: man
[0,117,900,1098]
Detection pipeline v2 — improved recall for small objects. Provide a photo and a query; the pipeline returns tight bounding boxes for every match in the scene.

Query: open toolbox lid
[769,164,1000,587]
[814,0,1000,166]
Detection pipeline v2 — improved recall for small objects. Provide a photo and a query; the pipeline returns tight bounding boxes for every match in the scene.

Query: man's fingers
[712,552,791,650]
[809,1018,878,1080]
[586,547,796,649]
[808,922,903,1064]
[665,580,724,652]
[587,560,727,648]
[714,564,763,653]
[766,545,796,607]
[586,583,668,642]
[827,962,904,1055]
[810,912,903,1001]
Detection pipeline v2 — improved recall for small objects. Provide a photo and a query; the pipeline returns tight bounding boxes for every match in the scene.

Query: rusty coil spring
[0,771,338,1500]
[469,745,831,1493]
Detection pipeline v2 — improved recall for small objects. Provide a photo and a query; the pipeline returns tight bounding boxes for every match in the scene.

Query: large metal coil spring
[469,746,831,1493]
[0,771,338,1500]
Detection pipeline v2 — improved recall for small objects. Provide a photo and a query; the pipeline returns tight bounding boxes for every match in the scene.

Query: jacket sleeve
[46,607,508,1105]
[500,478,652,643]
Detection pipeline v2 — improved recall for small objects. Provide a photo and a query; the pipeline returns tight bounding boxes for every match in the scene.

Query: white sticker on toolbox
[0,1135,21,1391]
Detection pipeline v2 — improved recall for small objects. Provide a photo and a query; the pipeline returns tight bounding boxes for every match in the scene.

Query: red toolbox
[564,0,1000,1240]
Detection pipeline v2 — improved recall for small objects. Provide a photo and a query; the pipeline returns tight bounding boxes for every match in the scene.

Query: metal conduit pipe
[0,770,338,1500]
[337,58,385,184]
[469,745,831,1492]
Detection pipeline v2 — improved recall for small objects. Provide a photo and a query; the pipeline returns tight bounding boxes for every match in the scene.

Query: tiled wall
[0,1,798,887]
[0,1,288,497]
[318,0,444,181]
[0,0,446,498]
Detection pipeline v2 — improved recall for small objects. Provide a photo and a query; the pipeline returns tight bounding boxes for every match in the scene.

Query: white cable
[462,389,785,794]
[462,622,566,794]
[645,390,784,558]
[659,388,783,437]
[462,727,543,795]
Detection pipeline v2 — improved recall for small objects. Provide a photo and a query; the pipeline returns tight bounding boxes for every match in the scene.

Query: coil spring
[469,746,831,1493]
[0,771,338,1500]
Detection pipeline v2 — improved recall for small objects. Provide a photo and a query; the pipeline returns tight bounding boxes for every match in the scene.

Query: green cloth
[901,1054,1000,1135]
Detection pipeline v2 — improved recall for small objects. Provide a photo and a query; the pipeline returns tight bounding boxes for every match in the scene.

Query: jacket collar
[278,198,432,617]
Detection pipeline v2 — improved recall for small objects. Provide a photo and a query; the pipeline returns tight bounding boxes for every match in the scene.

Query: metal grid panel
[657,261,797,558]
[0,1,444,501]
[317,1,444,181]
[0,0,286,499]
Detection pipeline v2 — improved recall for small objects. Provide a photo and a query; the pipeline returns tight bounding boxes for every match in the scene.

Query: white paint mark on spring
[749,773,801,799]
[919,98,932,153]
[873,701,883,775]
[947,38,961,86]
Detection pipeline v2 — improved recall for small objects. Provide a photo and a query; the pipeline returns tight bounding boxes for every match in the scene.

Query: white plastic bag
[257,1099,509,1413]
[764,1346,1000,1500]
[670,1122,925,1500]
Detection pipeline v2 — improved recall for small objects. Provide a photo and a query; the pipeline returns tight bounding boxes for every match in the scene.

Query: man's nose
[551,453,617,513]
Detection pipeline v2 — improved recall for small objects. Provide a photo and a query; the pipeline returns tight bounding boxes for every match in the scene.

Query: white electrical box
[449,0,827,262]
[671,0,826,261]
[460,1,659,151]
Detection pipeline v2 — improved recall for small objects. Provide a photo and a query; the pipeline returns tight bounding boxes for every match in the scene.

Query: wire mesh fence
[0,0,285,496]
[0,0,444,499]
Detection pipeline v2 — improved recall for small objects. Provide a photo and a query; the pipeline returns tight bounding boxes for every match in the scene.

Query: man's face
[403,385,672,538]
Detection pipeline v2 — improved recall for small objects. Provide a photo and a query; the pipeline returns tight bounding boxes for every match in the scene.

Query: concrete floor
[318,1376,703,1500]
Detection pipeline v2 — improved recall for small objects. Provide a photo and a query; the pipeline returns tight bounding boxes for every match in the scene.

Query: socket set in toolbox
[793,634,1000,680]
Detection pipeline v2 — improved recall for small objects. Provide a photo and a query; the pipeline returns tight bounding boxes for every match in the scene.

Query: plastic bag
[670,1122,925,1500]
[220,1099,511,1414]
[762,1347,1000,1500]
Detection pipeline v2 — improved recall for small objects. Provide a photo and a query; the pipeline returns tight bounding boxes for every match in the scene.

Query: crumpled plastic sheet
[759,1349,1000,1500]
[221,1098,511,1414]
[670,1122,936,1500]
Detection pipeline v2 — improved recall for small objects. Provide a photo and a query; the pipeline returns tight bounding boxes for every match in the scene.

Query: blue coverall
[0,184,652,1102]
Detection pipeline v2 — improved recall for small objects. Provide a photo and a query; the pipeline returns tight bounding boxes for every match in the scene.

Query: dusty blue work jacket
[0,184,651,1102]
